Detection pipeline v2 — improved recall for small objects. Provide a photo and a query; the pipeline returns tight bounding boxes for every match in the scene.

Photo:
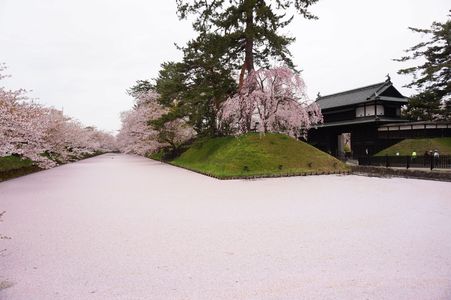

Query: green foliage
[171,133,348,178]
[127,80,153,99]
[153,56,236,136]
[0,155,40,182]
[0,155,34,172]
[147,44,237,135]
[0,152,106,182]
[402,91,443,121]
[148,149,166,161]
[176,0,319,74]
[180,34,238,135]
[152,62,187,107]
[375,137,451,156]
[396,12,451,120]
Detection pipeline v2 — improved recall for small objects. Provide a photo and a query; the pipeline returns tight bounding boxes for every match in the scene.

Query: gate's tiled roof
[316,80,405,110]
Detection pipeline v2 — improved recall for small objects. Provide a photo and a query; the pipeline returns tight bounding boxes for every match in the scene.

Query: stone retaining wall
[352,165,451,182]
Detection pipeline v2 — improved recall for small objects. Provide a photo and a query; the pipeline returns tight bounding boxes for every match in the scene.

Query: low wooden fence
[358,155,451,170]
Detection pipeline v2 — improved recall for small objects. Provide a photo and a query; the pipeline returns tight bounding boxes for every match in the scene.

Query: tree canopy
[396,12,451,120]
[151,52,237,136]
[176,0,319,86]
[219,67,322,137]
[402,91,444,121]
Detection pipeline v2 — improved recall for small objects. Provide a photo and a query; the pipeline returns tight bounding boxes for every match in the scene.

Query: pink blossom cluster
[220,67,323,138]
[0,64,116,169]
[116,90,194,155]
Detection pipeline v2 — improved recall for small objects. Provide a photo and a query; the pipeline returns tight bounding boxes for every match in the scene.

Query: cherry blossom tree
[219,67,323,138]
[117,90,167,155]
[0,65,53,167]
[156,118,196,153]
[90,130,117,154]
[117,90,195,156]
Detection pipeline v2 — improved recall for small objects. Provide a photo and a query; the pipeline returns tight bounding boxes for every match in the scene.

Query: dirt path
[1,154,451,299]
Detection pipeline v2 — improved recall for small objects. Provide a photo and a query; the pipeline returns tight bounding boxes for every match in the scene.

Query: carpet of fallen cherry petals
[1,154,451,299]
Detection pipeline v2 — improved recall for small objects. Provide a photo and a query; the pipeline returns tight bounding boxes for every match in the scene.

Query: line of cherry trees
[0,64,116,169]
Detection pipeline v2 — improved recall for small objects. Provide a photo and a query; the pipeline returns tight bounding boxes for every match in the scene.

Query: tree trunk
[244,35,254,73]
[238,5,254,90]
[238,63,247,91]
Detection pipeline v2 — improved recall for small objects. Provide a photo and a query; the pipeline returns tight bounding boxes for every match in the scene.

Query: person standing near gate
[433,149,440,168]
[434,150,440,158]
[411,151,417,166]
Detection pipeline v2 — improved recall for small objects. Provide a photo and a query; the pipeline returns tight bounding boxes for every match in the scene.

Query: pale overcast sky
[0,0,449,132]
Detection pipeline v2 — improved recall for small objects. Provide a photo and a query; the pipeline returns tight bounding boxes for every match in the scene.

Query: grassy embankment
[0,156,41,182]
[375,137,451,156]
[164,133,349,179]
[0,151,107,182]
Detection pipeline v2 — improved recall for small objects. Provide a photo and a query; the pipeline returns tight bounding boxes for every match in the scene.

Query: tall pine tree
[396,12,451,121]
[176,0,319,87]
[152,36,237,136]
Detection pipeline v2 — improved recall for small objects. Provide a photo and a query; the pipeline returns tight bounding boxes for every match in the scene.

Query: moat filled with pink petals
[1,154,451,299]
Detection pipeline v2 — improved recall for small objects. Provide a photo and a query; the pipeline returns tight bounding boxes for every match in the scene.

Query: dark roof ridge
[317,81,389,101]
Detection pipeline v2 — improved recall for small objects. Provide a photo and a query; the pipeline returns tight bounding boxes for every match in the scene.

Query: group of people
[394,150,440,158]
[423,150,440,159]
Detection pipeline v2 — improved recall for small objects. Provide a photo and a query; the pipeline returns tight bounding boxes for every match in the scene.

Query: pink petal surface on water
[1,154,451,299]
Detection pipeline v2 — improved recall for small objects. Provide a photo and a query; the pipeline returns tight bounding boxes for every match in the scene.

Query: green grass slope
[0,156,34,172]
[171,133,348,178]
[0,152,108,182]
[0,156,41,182]
[375,137,451,156]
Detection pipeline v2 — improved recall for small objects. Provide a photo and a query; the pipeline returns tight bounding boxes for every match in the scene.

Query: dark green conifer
[176,0,319,87]
[396,12,451,120]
